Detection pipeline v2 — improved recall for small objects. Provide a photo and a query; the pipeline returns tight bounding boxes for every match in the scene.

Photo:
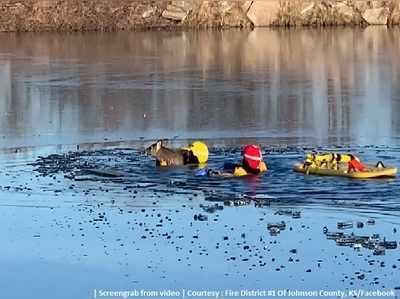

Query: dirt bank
[0,0,400,32]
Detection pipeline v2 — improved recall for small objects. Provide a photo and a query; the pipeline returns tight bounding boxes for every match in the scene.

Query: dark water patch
[21,144,400,218]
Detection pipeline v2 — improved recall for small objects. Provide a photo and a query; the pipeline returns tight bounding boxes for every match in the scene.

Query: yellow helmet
[184,141,209,163]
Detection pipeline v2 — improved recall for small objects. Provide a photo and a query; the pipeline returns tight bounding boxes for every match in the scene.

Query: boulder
[162,5,188,21]
[246,0,280,26]
[142,7,156,19]
[161,0,199,21]
[362,7,390,24]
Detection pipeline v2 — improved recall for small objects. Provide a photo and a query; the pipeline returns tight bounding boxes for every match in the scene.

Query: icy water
[0,28,400,299]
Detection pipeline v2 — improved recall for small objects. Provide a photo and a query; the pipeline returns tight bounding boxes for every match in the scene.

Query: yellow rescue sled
[294,163,397,179]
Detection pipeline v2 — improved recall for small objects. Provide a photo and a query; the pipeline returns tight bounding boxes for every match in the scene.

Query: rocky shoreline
[0,0,400,32]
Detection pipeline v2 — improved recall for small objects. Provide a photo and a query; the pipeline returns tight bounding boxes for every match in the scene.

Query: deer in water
[145,140,186,166]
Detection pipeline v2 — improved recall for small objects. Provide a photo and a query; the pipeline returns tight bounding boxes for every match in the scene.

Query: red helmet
[243,144,262,170]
